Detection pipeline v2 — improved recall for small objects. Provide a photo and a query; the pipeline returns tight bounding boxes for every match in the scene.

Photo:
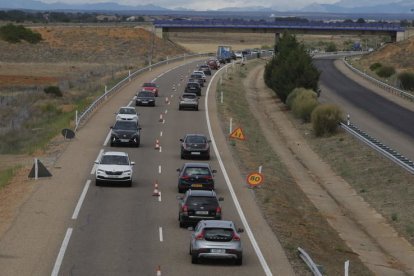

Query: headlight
[97,169,105,173]
[124,170,131,175]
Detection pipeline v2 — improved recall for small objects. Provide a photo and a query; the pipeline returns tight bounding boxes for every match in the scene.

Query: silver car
[179,93,199,111]
[190,220,243,265]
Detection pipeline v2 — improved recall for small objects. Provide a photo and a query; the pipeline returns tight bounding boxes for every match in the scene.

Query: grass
[216,60,372,275]
[0,166,21,189]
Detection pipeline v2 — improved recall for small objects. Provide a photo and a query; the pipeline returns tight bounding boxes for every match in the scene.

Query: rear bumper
[178,183,214,192]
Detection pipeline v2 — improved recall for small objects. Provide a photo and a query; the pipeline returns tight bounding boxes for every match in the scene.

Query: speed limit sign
[247,172,264,186]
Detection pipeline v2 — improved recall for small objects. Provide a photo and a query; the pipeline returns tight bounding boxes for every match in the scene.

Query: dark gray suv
[110,120,141,147]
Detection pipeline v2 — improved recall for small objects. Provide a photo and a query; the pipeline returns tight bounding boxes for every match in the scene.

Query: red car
[142,82,159,97]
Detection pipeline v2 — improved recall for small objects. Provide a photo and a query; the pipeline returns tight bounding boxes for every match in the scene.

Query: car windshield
[113,121,137,130]
[182,94,196,99]
[138,91,153,97]
[184,167,211,176]
[204,228,233,241]
[186,135,206,143]
[143,83,156,87]
[187,82,198,87]
[191,74,201,79]
[187,196,217,206]
[100,155,129,165]
[119,108,136,115]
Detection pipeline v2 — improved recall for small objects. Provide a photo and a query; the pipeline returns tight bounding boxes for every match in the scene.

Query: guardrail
[343,57,414,102]
[340,122,414,174]
[298,247,323,276]
[74,53,210,131]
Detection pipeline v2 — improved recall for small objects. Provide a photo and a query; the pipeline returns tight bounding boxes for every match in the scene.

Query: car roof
[183,162,211,168]
[185,133,207,138]
[185,189,216,197]
[138,90,154,95]
[143,82,156,86]
[199,220,235,228]
[103,151,128,157]
[182,93,197,96]
[119,106,135,110]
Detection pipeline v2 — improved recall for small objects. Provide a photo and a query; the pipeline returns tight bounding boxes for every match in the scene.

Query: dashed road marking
[72,180,91,220]
[51,228,73,276]
[158,165,162,174]
[159,227,163,242]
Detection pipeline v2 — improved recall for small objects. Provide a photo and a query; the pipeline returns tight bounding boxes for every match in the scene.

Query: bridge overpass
[154,20,406,42]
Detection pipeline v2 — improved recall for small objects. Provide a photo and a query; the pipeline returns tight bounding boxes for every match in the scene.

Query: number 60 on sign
[247,172,264,186]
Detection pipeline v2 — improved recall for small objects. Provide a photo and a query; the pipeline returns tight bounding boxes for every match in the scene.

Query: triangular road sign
[229,127,246,141]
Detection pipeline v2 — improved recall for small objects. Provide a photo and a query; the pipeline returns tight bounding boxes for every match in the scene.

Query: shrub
[325,42,337,52]
[376,65,395,78]
[398,71,414,91]
[286,87,307,109]
[369,62,382,71]
[44,86,62,97]
[291,90,318,122]
[0,23,42,44]
[311,104,343,137]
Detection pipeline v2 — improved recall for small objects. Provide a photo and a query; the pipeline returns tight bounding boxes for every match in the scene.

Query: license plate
[192,184,202,188]
[196,211,209,215]
[142,101,148,104]
[120,139,129,142]
[210,248,225,253]
[191,152,201,155]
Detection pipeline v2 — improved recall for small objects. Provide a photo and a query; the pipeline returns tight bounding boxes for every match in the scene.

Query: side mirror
[218,197,224,201]
[110,126,113,129]
[176,195,183,200]
[94,161,99,164]
[176,168,181,172]
[237,228,244,233]
[207,140,211,143]
[180,139,184,142]
[130,162,135,165]
[212,169,217,174]
[138,127,142,130]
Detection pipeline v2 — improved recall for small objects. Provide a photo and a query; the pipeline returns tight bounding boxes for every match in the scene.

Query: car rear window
[182,94,196,99]
[204,228,233,242]
[186,196,218,207]
[143,83,156,87]
[113,121,137,130]
[186,136,206,143]
[184,167,211,176]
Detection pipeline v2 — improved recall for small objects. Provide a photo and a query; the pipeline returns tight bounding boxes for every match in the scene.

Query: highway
[315,58,414,162]
[53,60,292,275]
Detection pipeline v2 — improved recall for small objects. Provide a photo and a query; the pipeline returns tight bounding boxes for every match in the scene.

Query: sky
[38,0,406,11]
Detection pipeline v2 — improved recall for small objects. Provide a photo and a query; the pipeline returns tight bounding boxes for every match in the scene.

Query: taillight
[232,232,240,241]
[216,206,222,215]
[182,205,188,215]
[204,176,213,180]
[181,176,191,180]
[195,230,205,240]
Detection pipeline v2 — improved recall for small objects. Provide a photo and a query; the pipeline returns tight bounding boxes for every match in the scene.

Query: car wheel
[181,152,185,159]
[195,106,199,111]
[178,187,184,193]
[235,256,243,266]
[179,106,182,111]
[126,180,132,187]
[179,220,186,228]
[205,154,210,160]
[191,253,198,264]
[95,179,101,186]
[189,245,192,255]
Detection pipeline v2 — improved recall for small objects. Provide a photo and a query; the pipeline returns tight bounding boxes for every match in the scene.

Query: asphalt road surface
[55,61,291,276]
[315,58,414,162]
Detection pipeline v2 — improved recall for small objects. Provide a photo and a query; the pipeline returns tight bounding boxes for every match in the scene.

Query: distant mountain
[0,0,168,11]
[299,0,414,13]
[217,6,273,12]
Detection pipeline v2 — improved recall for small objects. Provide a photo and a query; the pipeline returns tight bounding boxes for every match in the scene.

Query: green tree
[325,42,337,52]
[264,32,320,103]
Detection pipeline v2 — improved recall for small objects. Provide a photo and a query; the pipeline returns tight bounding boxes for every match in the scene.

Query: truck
[217,45,232,64]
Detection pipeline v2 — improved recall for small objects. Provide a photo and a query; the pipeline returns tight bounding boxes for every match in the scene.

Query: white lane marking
[72,180,91,220]
[91,149,104,174]
[158,191,162,202]
[103,130,111,146]
[159,146,162,153]
[159,227,163,242]
[160,131,163,137]
[51,228,73,276]
[165,109,168,114]
[205,66,272,276]
[127,100,133,107]
[158,165,162,174]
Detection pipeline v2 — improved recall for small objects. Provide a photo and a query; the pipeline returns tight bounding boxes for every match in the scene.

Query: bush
[291,89,318,122]
[286,87,308,109]
[376,65,395,78]
[44,86,62,97]
[311,104,343,137]
[369,62,382,71]
[325,42,337,52]
[0,23,42,44]
[398,71,414,91]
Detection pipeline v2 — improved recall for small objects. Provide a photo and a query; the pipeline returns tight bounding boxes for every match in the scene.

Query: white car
[234,51,243,58]
[192,71,206,82]
[95,151,135,186]
[116,106,139,121]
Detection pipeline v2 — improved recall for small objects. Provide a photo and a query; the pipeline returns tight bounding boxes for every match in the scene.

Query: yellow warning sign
[247,172,264,186]
[229,127,245,140]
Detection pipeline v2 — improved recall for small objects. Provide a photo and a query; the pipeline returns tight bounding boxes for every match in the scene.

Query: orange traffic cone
[153,181,160,196]
[156,265,161,276]
[154,139,160,150]
[165,97,169,103]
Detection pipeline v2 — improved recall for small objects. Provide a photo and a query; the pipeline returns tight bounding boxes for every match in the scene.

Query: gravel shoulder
[218,59,414,275]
